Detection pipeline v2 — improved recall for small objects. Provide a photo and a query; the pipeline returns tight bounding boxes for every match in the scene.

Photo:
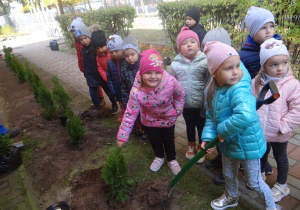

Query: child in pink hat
[168,26,209,163]
[201,41,279,210]
[116,49,185,175]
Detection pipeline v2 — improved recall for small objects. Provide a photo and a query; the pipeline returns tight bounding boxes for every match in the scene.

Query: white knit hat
[106,35,123,51]
[245,6,275,38]
[260,38,289,67]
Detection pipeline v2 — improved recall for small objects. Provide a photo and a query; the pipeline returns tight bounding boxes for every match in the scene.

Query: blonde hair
[206,78,218,109]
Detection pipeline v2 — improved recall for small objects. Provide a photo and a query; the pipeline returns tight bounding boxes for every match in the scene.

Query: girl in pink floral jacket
[117,49,185,175]
[252,38,300,203]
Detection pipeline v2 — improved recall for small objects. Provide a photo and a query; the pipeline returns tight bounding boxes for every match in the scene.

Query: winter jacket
[168,52,209,109]
[239,34,282,79]
[120,57,141,107]
[252,70,300,143]
[81,44,104,87]
[96,48,111,82]
[201,69,266,160]
[189,23,207,47]
[106,58,126,101]
[117,71,185,142]
[75,40,84,72]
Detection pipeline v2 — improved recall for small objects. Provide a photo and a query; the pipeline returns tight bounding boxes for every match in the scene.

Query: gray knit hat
[121,36,140,54]
[260,38,289,67]
[69,17,84,32]
[245,6,275,38]
[201,28,231,51]
[106,35,123,51]
[75,21,91,38]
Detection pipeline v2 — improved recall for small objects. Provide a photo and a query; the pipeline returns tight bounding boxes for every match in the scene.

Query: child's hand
[200,141,215,154]
[218,135,225,142]
[117,140,125,147]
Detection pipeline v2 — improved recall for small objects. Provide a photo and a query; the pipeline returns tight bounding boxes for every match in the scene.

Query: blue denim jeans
[89,87,101,109]
[0,124,8,135]
[222,156,276,209]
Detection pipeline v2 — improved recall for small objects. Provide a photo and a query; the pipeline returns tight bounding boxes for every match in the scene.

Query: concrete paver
[8,38,300,209]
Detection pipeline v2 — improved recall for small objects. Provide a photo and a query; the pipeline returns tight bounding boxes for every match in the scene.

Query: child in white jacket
[252,38,300,203]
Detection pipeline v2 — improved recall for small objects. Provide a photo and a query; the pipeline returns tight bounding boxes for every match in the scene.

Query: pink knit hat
[204,41,239,75]
[176,26,199,53]
[140,49,164,75]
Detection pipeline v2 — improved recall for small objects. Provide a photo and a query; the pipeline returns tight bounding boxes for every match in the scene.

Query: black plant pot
[0,146,23,173]
[59,116,68,127]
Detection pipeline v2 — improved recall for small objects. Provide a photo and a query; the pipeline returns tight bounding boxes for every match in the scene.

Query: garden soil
[0,60,181,209]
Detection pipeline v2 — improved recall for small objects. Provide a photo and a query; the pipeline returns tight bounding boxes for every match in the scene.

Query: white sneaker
[150,157,164,172]
[271,183,290,202]
[168,160,181,175]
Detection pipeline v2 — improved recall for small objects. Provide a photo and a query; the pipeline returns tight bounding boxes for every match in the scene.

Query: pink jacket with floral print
[251,70,300,143]
[117,70,185,142]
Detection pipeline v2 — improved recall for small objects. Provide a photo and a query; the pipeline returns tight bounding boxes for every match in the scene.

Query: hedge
[57,6,136,48]
[157,0,300,71]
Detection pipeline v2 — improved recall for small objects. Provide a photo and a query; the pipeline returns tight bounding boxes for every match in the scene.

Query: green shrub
[158,0,300,69]
[37,83,57,120]
[102,147,134,202]
[0,134,13,159]
[10,56,26,83]
[66,110,86,146]
[57,6,136,48]
[23,63,33,82]
[1,24,15,35]
[3,47,12,68]
[51,77,72,117]
[30,71,43,100]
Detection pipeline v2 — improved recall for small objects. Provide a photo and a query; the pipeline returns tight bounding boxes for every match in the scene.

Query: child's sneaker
[195,144,205,164]
[271,183,290,202]
[185,142,196,160]
[168,160,181,175]
[210,192,238,210]
[150,157,164,172]
[111,103,119,115]
[140,134,148,142]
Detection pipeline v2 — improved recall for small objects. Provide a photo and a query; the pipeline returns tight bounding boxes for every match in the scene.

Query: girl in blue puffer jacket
[201,41,279,210]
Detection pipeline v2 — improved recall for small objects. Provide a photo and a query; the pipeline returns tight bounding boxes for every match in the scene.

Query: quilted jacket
[252,70,300,143]
[81,44,104,87]
[239,34,282,79]
[96,48,111,82]
[168,52,209,109]
[202,69,266,160]
[106,57,126,101]
[117,71,185,142]
[120,57,141,107]
[75,40,84,72]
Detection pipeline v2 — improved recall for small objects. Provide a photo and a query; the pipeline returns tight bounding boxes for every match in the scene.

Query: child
[240,6,278,175]
[75,25,118,113]
[201,41,279,210]
[240,6,281,79]
[252,38,300,202]
[69,18,105,106]
[168,26,208,163]
[120,36,148,142]
[106,35,126,115]
[116,49,185,175]
[90,30,118,111]
[185,6,207,48]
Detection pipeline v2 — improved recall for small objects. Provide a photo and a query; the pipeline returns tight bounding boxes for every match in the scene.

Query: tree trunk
[87,0,92,11]
[57,0,64,15]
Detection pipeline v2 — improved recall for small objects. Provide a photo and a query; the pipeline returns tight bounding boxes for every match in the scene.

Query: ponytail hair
[206,78,218,109]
